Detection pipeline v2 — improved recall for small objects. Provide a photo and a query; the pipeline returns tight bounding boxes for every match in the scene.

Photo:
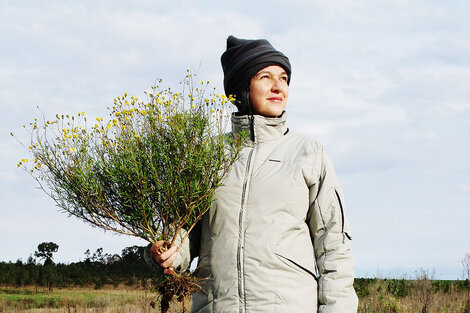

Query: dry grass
[357,278,469,313]
[2,279,469,313]
[0,286,189,313]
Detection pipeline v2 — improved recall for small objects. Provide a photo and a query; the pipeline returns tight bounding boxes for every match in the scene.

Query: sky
[1,0,469,280]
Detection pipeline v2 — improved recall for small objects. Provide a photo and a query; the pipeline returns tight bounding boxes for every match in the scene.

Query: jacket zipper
[237,146,255,313]
[335,190,352,240]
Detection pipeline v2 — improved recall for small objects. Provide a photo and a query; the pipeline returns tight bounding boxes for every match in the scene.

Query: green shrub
[387,278,410,298]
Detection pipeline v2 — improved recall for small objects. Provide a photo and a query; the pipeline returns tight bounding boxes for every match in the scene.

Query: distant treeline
[0,245,156,290]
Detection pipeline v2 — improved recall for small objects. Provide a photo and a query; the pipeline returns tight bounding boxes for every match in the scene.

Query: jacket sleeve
[144,224,201,273]
[306,145,358,313]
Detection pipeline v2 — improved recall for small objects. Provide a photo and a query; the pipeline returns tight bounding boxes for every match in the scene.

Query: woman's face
[249,65,289,117]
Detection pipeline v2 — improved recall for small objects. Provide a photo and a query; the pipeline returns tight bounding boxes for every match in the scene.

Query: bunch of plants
[13,72,244,312]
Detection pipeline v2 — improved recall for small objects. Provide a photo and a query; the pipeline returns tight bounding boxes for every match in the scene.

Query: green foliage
[386,278,411,298]
[15,73,242,250]
[34,242,59,264]
[354,278,376,298]
[356,276,470,313]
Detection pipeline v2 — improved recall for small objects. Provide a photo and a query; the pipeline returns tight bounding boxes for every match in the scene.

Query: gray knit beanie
[220,35,291,113]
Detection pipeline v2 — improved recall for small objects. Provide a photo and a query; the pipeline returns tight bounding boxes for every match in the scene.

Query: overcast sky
[1,0,469,279]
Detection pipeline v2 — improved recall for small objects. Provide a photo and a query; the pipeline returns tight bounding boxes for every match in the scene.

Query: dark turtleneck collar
[231,111,288,144]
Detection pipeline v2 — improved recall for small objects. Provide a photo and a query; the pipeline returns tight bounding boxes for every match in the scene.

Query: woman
[147,35,358,313]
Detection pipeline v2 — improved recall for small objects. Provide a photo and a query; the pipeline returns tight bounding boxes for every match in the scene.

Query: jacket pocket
[273,251,318,312]
[275,252,317,280]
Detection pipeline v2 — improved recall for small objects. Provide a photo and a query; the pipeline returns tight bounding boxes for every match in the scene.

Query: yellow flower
[71,147,76,152]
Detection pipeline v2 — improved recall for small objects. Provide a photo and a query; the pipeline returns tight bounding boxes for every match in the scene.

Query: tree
[34,242,59,265]
[121,245,144,265]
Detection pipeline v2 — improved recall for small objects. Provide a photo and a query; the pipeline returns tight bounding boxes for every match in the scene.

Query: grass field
[0,286,180,313]
[356,278,469,313]
[1,280,469,313]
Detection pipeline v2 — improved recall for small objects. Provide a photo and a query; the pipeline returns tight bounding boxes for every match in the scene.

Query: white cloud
[460,185,470,193]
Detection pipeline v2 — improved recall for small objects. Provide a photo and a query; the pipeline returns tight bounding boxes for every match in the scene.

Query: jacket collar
[232,111,288,144]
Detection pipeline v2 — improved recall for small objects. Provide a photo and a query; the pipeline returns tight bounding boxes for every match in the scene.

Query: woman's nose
[271,79,283,92]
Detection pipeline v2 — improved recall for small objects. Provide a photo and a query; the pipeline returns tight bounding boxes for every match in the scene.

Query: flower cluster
[14,73,241,247]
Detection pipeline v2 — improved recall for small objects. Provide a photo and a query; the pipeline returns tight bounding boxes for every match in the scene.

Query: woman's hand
[151,240,178,275]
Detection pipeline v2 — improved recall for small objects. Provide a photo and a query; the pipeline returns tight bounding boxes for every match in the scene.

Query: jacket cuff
[143,243,163,273]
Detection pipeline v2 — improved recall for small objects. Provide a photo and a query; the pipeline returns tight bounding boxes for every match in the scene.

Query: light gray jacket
[170,112,358,313]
